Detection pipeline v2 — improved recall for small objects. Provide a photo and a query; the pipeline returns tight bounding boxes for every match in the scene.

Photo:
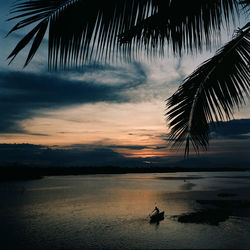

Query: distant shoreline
[0,166,249,181]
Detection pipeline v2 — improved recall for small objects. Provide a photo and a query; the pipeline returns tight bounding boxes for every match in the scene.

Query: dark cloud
[156,119,250,143]
[0,62,146,134]
[0,142,249,168]
[210,119,250,140]
[156,134,177,142]
[107,145,149,150]
[0,143,142,167]
[153,146,167,150]
[55,143,150,151]
[58,143,162,150]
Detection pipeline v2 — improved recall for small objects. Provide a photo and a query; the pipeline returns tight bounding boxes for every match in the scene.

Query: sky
[0,1,250,167]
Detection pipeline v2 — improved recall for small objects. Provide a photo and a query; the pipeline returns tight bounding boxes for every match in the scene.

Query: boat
[150,211,164,222]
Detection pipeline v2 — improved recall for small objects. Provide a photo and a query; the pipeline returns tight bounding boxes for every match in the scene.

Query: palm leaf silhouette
[7,0,238,68]
[6,0,250,156]
[166,22,250,156]
[119,0,237,55]
[240,0,250,11]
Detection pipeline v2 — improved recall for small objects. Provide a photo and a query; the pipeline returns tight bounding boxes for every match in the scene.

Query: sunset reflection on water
[1,172,250,249]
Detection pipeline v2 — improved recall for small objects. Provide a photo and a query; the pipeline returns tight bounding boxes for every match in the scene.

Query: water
[1,171,250,249]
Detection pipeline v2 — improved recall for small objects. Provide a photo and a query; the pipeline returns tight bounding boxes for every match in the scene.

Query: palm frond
[166,23,250,156]
[239,0,250,14]
[7,0,238,68]
[240,0,250,9]
[7,0,152,69]
[119,0,238,55]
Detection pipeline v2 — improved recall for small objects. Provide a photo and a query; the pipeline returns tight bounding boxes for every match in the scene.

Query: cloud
[107,145,149,150]
[0,62,147,134]
[156,119,250,144]
[65,143,164,151]
[0,143,143,167]
[153,146,167,150]
[210,119,250,140]
[0,142,249,168]
[156,134,177,142]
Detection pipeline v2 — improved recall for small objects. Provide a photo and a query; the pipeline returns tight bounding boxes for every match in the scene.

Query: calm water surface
[1,171,250,249]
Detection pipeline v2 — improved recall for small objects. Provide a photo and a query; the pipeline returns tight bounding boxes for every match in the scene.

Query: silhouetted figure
[153,206,160,215]
[150,206,164,224]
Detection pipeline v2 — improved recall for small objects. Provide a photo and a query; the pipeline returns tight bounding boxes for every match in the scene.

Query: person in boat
[153,206,160,215]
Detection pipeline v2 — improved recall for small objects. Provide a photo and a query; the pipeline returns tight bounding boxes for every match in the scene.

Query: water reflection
[0,172,250,249]
[179,181,196,191]
[149,219,162,230]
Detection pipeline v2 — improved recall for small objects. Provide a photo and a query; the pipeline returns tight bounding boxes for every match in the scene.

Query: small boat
[150,211,164,222]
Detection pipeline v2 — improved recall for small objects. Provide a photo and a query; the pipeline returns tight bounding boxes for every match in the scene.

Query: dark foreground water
[1,171,250,249]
